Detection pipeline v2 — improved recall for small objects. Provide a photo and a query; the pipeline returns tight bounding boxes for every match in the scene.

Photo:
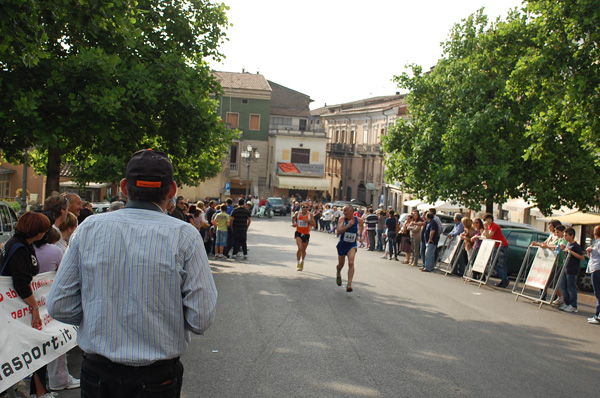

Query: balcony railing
[229,163,238,171]
[356,144,383,155]
[269,128,327,137]
[327,143,355,154]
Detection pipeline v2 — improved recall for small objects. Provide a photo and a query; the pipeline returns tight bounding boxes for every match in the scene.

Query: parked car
[496,220,538,230]
[329,200,353,209]
[504,228,593,291]
[267,197,287,216]
[0,201,18,245]
[503,228,550,276]
[92,202,110,213]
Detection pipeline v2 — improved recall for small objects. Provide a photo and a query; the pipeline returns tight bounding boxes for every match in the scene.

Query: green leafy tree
[385,9,535,213]
[385,4,600,215]
[506,0,600,212]
[0,0,237,194]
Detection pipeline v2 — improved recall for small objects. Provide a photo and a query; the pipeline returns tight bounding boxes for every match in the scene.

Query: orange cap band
[136,181,162,188]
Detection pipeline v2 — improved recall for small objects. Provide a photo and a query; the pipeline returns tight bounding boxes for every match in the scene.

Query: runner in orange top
[292,201,316,271]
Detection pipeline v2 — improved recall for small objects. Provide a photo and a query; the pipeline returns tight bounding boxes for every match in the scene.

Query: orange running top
[296,212,312,235]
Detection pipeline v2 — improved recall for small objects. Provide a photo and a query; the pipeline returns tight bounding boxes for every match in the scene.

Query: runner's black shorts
[294,231,310,243]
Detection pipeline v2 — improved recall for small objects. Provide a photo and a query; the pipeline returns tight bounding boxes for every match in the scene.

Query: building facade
[313,95,408,207]
[267,81,329,201]
[179,71,272,200]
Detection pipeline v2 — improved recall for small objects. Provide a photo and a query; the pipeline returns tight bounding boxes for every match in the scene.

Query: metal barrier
[437,236,464,276]
[463,239,502,287]
[512,246,568,308]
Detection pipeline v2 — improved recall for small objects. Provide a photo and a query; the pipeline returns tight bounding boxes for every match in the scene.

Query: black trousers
[81,354,183,398]
[232,228,248,255]
[367,230,376,250]
[29,365,47,396]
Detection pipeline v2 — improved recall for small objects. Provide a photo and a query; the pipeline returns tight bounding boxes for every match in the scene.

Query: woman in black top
[385,210,398,260]
[1,211,52,398]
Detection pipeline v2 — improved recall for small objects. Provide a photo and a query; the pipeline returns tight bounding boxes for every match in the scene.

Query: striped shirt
[47,200,217,366]
[365,213,378,231]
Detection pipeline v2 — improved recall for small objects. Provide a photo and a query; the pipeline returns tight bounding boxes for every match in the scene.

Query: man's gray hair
[109,201,125,211]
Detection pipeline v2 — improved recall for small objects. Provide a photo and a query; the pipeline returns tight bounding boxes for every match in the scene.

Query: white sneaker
[243,254,248,260]
[52,375,80,390]
[558,303,568,311]
[380,254,388,259]
[552,297,564,305]
[562,305,578,313]
[587,316,600,324]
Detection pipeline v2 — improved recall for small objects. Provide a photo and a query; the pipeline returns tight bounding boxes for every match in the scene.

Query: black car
[267,197,287,216]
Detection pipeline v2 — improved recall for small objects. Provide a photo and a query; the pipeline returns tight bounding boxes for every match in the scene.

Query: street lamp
[241,143,260,198]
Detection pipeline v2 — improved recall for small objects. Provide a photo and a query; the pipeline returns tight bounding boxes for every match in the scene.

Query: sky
[209,0,525,109]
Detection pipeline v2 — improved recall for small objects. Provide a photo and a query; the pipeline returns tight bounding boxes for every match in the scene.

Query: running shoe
[297,261,304,271]
[346,285,353,292]
[336,275,342,286]
[51,375,80,390]
[588,317,600,324]
[552,297,564,305]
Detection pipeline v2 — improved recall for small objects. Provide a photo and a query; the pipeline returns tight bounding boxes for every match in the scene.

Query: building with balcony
[267,81,329,201]
[179,71,272,200]
[312,95,407,207]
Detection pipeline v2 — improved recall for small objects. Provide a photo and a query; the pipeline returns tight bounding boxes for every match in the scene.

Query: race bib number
[299,220,308,228]
[344,232,357,243]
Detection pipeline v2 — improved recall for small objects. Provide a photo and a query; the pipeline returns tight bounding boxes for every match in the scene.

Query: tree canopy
[0,0,238,193]
[384,1,600,215]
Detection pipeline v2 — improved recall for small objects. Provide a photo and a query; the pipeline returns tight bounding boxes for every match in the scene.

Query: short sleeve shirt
[215,212,230,231]
[385,217,397,233]
[487,223,508,247]
[231,207,250,230]
[365,214,378,231]
[565,241,584,275]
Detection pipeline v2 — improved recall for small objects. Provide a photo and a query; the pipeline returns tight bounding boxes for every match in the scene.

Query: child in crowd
[559,227,585,313]
[213,204,230,259]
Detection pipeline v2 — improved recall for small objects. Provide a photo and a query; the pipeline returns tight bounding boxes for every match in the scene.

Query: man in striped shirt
[364,208,378,251]
[48,149,217,397]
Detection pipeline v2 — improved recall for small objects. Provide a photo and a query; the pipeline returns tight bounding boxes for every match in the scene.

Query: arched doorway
[357,183,366,203]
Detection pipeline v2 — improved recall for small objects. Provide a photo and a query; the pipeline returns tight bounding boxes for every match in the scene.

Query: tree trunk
[45,146,62,196]
[485,198,494,215]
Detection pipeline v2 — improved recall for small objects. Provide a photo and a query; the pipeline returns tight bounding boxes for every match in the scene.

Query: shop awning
[60,181,112,189]
[274,175,330,190]
[402,199,422,207]
[503,198,534,212]
[0,166,16,175]
[417,200,468,212]
[530,206,574,218]
[546,212,600,225]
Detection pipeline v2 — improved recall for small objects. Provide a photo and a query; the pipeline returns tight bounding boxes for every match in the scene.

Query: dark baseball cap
[126,149,174,188]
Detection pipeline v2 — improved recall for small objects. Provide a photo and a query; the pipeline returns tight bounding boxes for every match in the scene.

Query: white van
[0,201,18,244]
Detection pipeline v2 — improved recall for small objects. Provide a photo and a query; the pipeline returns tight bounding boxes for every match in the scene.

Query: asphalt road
[28,216,600,398]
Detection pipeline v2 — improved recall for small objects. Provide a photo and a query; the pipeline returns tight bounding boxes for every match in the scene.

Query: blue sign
[225,182,231,190]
